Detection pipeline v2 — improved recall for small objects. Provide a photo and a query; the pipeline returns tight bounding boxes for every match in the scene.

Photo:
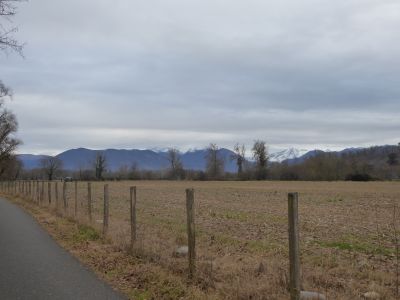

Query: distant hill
[17,154,51,169]
[55,148,170,171]
[18,148,238,172]
[284,147,366,165]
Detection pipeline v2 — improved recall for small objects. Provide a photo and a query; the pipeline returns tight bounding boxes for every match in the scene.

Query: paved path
[0,197,126,300]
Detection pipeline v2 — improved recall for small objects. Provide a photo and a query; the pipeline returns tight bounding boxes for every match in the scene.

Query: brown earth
[3,180,400,299]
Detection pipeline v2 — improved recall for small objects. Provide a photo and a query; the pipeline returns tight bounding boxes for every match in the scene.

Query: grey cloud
[1,0,400,154]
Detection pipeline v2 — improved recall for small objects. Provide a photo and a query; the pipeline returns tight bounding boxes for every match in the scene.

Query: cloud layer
[1,0,400,154]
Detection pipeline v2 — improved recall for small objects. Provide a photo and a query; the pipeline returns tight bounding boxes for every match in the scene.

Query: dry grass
[5,180,400,299]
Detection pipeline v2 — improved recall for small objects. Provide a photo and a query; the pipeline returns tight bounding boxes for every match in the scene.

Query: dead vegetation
[3,180,400,299]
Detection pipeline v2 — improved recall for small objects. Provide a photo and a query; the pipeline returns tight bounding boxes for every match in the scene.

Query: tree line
[18,140,269,181]
[13,143,400,182]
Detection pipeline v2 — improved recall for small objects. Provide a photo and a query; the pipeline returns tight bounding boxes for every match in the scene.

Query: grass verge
[5,195,212,300]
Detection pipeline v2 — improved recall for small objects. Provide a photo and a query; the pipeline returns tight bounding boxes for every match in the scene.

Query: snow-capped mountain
[269,148,309,162]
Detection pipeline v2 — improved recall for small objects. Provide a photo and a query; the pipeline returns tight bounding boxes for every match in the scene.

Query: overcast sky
[1,0,400,155]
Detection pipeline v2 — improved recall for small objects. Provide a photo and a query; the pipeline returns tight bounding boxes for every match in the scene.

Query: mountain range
[17,146,369,172]
[18,148,239,172]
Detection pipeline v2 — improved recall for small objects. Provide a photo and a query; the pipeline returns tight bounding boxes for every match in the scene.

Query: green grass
[130,290,151,300]
[221,211,250,221]
[316,240,393,256]
[327,197,344,203]
[72,224,100,242]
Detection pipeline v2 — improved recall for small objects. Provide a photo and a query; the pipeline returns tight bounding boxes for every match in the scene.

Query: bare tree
[387,152,399,180]
[0,102,20,164]
[0,0,24,54]
[116,164,129,180]
[167,148,184,179]
[252,140,268,180]
[128,162,140,180]
[388,153,399,166]
[0,81,11,99]
[0,154,21,179]
[232,143,246,176]
[0,0,24,175]
[94,152,107,180]
[40,157,63,181]
[206,143,224,179]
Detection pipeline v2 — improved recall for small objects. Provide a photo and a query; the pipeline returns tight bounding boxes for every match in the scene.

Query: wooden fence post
[38,181,41,204]
[87,182,92,223]
[36,182,40,204]
[41,181,45,205]
[74,181,78,218]
[37,181,40,204]
[63,181,67,214]
[186,188,196,279]
[48,181,52,204]
[130,186,137,250]
[288,192,301,300]
[35,181,38,204]
[103,184,109,237]
[55,182,59,211]
[33,181,36,202]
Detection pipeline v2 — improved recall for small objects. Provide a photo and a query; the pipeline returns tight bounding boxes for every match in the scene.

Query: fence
[0,180,399,299]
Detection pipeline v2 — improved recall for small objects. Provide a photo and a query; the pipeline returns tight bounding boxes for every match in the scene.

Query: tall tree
[387,153,399,166]
[0,154,21,179]
[252,140,268,180]
[0,0,23,178]
[94,152,107,180]
[167,148,184,180]
[0,101,19,163]
[387,152,399,180]
[206,143,224,179]
[40,157,63,181]
[232,143,246,176]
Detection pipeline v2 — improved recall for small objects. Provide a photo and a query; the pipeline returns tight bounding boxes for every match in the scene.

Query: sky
[1,0,400,155]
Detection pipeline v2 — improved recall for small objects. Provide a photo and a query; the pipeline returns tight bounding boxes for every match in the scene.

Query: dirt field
[9,181,400,299]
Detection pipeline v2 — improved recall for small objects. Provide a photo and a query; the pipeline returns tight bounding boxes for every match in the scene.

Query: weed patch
[72,224,100,243]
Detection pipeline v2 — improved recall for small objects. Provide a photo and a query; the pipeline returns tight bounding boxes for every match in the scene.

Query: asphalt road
[0,197,126,300]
